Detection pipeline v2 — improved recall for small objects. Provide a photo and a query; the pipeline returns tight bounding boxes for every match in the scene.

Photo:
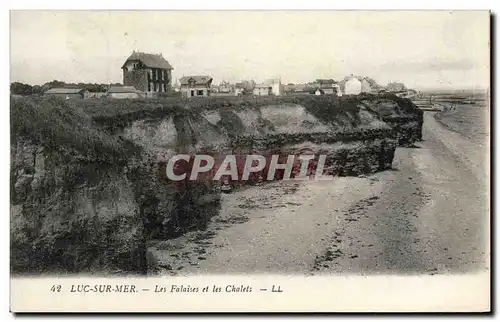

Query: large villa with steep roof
[122,51,174,97]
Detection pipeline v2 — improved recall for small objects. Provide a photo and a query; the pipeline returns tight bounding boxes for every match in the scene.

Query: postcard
[9,10,491,313]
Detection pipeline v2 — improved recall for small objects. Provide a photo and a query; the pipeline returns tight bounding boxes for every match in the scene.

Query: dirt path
[149,111,490,276]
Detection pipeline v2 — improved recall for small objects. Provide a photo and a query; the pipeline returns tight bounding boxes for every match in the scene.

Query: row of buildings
[43,51,409,100]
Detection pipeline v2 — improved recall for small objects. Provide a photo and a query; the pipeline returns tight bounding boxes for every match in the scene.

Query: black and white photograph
[8,9,491,312]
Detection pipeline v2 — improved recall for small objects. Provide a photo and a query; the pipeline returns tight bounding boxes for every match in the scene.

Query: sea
[431,90,490,146]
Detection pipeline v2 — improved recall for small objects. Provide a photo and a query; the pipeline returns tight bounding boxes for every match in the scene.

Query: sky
[10,10,490,90]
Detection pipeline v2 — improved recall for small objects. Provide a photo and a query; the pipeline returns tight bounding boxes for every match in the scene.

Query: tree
[10,82,32,95]
[31,85,42,95]
[42,80,66,92]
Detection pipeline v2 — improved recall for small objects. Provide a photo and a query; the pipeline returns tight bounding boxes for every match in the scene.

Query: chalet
[387,82,406,92]
[217,81,233,93]
[234,83,246,96]
[106,86,144,99]
[122,51,173,97]
[332,84,342,96]
[343,76,362,95]
[253,84,272,96]
[361,79,372,93]
[340,75,382,95]
[44,88,88,99]
[294,84,315,95]
[232,80,255,95]
[179,76,213,98]
[263,78,284,96]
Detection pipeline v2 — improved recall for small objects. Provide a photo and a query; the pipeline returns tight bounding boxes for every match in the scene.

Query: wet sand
[149,111,490,276]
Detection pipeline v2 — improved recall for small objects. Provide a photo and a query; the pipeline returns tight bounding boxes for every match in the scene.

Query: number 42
[50,285,62,292]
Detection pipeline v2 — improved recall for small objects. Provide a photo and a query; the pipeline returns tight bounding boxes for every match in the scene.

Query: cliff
[10,97,222,274]
[10,93,421,275]
[10,97,147,274]
[358,93,424,146]
[199,97,397,184]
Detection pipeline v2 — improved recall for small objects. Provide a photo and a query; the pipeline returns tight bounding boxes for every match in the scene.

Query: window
[190,90,195,97]
[197,90,204,96]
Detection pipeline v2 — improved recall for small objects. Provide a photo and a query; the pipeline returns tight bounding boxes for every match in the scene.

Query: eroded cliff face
[359,94,424,146]
[10,139,147,275]
[200,103,397,185]
[10,94,418,275]
[114,115,225,240]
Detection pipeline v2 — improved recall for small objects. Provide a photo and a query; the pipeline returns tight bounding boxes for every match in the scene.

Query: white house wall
[344,78,362,95]
[271,83,283,96]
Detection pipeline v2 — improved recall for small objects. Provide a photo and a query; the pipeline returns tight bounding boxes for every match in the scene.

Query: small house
[361,79,372,93]
[44,88,88,99]
[343,76,363,95]
[253,84,272,96]
[315,89,325,96]
[387,82,406,92]
[179,76,213,98]
[263,78,284,96]
[294,84,314,95]
[234,83,246,96]
[106,86,144,99]
[332,84,342,96]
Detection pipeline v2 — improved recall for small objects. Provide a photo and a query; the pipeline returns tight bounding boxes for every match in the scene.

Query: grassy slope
[11,96,141,164]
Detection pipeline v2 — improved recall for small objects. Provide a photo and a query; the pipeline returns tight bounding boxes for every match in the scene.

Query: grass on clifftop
[75,92,419,124]
[10,96,141,164]
[74,93,408,131]
[10,93,415,161]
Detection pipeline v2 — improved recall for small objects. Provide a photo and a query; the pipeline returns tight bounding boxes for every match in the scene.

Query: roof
[107,86,142,93]
[362,77,380,88]
[122,51,173,70]
[254,84,272,88]
[45,88,86,94]
[316,79,337,85]
[179,76,213,85]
